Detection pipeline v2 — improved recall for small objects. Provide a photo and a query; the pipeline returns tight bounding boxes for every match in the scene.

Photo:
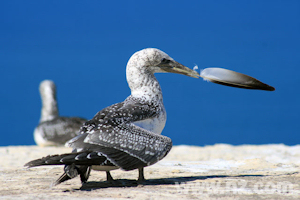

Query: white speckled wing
[84,123,172,170]
[66,96,172,171]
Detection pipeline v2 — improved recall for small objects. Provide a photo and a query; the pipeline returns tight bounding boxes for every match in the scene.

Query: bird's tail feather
[52,172,71,186]
[24,152,94,186]
[24,153,73,167]
[52,164,91,186]
[24,151,106,167]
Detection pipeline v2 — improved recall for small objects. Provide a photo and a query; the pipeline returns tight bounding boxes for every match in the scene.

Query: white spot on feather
[193,64,198,72]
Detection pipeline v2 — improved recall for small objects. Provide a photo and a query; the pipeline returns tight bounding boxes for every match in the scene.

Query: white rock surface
[0,144,299,199]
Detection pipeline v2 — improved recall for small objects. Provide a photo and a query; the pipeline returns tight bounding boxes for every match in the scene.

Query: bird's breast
[133,107,166,135]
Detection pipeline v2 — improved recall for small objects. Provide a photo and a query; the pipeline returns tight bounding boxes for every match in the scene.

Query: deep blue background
[1,1,299,146]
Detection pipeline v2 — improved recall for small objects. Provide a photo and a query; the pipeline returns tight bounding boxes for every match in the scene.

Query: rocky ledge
[0,144,299,199]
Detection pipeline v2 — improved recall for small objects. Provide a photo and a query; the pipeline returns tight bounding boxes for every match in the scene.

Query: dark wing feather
[24,151,113,167]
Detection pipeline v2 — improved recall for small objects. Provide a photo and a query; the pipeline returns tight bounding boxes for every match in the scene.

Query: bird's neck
[127,67,163,102]
[40,93,59,122]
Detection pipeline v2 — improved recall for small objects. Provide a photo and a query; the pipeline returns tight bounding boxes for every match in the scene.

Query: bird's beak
[159,61,200,78]
[200,68,275,91]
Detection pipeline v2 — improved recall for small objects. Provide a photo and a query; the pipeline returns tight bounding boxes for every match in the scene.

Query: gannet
[25,48,274,186]
[34,80,87,146]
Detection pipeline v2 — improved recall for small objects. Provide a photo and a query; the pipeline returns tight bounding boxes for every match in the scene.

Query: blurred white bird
[34,80,86,147]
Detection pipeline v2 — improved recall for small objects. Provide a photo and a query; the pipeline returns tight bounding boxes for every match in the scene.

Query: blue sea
[1,1,299,146]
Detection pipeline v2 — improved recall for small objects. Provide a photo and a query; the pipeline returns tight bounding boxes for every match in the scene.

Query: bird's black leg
[106,171,114,182]
[79,166,91,184]
[138,167,145,183]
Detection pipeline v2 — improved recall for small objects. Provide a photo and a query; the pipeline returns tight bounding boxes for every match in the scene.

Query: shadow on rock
[78,174,265,191]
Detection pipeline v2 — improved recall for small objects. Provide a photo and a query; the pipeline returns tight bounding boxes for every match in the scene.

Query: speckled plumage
[34,80,86,146]
[34,117,86,146]
[25,48,200,186]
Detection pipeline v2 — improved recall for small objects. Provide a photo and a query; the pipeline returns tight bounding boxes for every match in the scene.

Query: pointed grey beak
[200,68,275,91]
[159,60,200,78]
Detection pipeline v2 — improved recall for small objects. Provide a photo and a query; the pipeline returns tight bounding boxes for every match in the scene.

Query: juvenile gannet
[34,80,87,146]
[25,48,274,186]
[26,48,200,186]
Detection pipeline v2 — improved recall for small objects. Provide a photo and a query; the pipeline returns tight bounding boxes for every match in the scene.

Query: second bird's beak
[159,60,200,78]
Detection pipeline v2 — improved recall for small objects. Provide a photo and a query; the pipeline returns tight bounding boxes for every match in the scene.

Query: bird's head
[39,80,57,102]
[39,79,59,122]
[127,48,200,78]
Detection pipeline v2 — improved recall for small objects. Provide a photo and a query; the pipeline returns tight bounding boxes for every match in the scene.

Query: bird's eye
[161,58,170,64]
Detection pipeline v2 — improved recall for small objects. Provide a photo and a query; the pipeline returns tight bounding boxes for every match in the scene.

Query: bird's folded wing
[67,100,171,171]
[84,123,172,170]
[81,99,160,132]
